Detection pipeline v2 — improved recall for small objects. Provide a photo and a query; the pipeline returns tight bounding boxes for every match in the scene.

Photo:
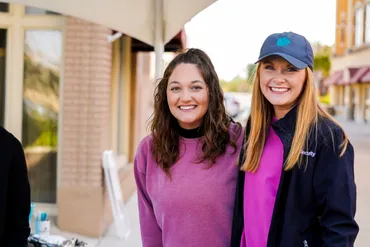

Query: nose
[272,71,286,84]
[180,89,191,102]
[274,76,286,84]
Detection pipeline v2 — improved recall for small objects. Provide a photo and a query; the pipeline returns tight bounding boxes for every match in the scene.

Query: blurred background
[0,0,369,246]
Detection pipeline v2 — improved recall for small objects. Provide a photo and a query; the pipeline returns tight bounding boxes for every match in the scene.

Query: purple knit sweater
[134,123,243,247]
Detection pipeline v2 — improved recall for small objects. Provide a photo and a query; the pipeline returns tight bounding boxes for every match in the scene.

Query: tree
[245,64,257,91]
[220,75,248,92]
[313,42,331,77]
[247,64,257,79]
[312,42,332,98]
[219,64,257,92]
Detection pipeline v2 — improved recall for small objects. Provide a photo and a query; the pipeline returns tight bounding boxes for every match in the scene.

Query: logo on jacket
[303,240,309,247]
[301,151,316,157]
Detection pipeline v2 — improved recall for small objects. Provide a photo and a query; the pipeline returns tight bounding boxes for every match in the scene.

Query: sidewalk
[50,192,142,247]
[338,120,370,247]
[97,193,142,247]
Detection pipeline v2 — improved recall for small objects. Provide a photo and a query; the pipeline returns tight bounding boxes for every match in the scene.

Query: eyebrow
[261,59,272,64]
[261,60,296,68]
[169,80,204,85]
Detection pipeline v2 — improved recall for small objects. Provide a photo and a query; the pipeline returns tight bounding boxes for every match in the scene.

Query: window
[23,30,62,203]
[355,7,364,46]
[366,4,370,43]
[0,2,8,12]
[25,6,60,15]
[0,2,64,206]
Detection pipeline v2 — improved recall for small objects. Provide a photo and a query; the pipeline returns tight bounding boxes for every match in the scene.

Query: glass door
[22,30,62,203]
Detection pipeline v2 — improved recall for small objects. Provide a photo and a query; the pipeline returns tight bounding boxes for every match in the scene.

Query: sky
[185,0,337,81]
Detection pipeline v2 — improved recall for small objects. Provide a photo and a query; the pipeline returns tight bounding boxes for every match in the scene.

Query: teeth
[271,87,289,92]
[180,105,196,110]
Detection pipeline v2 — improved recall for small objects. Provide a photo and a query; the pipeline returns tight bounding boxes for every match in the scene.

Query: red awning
[360,68,370,82]
[337,68,359,85]
[323,67,370,86]
[324,70,343,86]
[348,67,370,84]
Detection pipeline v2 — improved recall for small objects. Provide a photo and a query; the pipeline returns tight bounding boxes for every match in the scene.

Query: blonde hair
[241,64,348,172]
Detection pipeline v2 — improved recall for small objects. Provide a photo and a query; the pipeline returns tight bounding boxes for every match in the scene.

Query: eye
[191,85,203,91]
[287,66,298,72]
[170,86,181,92]
[264,65,274,70]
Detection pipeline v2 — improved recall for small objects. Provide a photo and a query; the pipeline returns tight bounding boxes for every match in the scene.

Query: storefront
[0,2,186,236]
[0,3,63,204]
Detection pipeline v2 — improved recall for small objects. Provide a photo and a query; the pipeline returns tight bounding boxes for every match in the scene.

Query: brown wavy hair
[150,48,242,176]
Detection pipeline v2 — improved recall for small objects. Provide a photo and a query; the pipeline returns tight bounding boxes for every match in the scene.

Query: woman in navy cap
[231,31,359,247]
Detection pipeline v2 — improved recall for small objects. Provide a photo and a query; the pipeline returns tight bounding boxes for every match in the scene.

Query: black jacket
[231,108,359,247]
[0,127,30,246]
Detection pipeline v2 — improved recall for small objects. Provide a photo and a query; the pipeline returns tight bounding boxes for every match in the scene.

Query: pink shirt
[241,124,284,247]
[135,123,243,247]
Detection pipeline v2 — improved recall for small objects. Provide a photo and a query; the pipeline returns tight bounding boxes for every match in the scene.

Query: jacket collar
[270,105,299,153]
[271,104,298,134]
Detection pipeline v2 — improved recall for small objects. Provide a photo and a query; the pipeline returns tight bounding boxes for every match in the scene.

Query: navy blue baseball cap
[256,31,314,70]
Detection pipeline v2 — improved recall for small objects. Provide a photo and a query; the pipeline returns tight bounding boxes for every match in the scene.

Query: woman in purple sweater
[134,48,243,247]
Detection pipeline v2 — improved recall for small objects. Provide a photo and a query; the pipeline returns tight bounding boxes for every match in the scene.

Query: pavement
[46,192,142,247]
[338,120,370,246]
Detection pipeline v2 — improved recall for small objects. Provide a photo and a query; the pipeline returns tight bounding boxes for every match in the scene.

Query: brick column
[133,52,154,152]
[57,17,112,237]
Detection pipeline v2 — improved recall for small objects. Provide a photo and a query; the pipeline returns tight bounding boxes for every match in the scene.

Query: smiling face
[259,56,307,119]
[166,63,209,129]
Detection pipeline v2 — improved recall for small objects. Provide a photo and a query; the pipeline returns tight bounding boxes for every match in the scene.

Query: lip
[178,105,197,111]
[269,86,290,94]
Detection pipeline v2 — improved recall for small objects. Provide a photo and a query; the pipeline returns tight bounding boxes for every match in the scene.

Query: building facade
[326,0,370,123]
[0,2,185,237]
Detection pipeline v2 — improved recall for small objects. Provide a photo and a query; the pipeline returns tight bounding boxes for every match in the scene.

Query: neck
[178,124,204,138]
[273,105,296,119]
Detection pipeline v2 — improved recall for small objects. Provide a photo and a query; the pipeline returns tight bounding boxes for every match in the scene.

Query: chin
[179,120,197,126]
[267,98,290,106]
[178,119,202,128]
[271,102,289,107]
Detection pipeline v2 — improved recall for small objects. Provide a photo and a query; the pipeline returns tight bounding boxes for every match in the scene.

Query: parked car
[224,94,240,118]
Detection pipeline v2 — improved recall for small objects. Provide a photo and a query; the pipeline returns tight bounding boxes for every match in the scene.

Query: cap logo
[276,37,291,47]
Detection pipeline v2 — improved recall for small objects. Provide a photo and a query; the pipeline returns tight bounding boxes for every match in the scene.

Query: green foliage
[247,64,257,79]
[22,107,58,148]
[22,49,59,149]
[220,75,249,92]
[313,43,332,77]
[24,54,59,99]
[314,55,331,77]
[220,64,257,92]
[33,130,58,147]
[246,64,257,89]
